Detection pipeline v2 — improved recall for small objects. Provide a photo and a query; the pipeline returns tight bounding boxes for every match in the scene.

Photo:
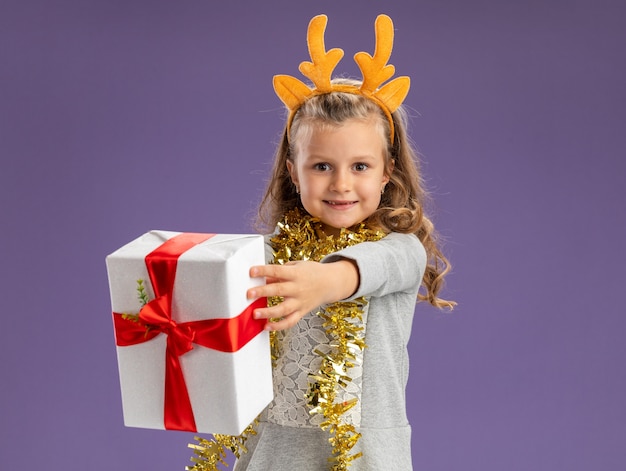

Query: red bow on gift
[112,233,266,432]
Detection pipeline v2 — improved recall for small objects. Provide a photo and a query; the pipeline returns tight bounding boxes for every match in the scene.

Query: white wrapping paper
[106,230,273,435]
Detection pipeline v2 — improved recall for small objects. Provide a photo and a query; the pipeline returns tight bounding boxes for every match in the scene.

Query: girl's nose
[330,169,351,192]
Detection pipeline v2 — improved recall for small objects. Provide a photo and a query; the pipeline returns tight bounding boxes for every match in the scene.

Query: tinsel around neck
[271,207,386,264]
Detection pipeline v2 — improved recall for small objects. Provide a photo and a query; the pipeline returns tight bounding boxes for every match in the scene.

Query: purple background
[2,1,625,469]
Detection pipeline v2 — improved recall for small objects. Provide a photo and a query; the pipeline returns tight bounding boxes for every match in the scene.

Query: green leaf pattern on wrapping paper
[136,279,149,307]
[121,279,152,337]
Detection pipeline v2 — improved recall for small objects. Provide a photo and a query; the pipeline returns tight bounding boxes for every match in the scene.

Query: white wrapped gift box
[106,230,273,435]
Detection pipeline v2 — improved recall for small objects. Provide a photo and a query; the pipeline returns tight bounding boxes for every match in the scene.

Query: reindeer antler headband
[273,14,410,143]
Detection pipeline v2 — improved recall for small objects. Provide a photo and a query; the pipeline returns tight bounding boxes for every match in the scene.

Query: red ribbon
[112,233,267,432]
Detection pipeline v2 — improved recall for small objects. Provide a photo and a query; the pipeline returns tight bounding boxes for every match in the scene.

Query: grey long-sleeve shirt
[235,232,426,471]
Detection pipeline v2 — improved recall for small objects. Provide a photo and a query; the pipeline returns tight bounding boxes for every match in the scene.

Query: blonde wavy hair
[257,81,455,309]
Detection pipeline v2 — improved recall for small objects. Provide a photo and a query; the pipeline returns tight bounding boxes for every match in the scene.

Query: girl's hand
[247,259,359,331]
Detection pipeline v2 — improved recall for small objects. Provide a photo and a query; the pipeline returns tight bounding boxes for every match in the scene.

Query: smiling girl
[189,14,454,471]
[231,15,455,471]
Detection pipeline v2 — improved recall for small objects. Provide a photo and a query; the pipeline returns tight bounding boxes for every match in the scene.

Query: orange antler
[299,15,344,93]
[355,15,410,113]
[273,15,343,110]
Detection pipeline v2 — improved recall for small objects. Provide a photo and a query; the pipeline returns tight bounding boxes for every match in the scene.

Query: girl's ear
[383,158,395,184]
[286,160,299,186]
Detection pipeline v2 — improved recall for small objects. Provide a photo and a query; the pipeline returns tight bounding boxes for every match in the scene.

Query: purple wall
[2,1,625,469]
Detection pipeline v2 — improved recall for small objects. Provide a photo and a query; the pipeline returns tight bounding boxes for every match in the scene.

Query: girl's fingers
[247,280,296,300]
[248,265,289,299]
[250,262,300,280]
[246,261,316,331]
[263,316,298,331]
[253,300,294,320]
[256,304,303,331]
[253,301,309,332]
[250,264,288,279]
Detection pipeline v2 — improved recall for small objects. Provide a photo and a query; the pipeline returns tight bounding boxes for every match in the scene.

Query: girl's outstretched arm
[247,259,359,331]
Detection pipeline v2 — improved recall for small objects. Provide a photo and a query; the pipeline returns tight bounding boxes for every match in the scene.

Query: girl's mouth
[324,200,357,207]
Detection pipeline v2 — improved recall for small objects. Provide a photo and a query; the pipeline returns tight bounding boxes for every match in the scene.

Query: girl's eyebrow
[305,153,379,161]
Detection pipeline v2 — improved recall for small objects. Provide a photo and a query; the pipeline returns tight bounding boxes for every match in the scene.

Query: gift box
[106,230,273,436]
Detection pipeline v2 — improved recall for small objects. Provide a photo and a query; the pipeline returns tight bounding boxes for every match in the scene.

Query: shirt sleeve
[320,232,427,299]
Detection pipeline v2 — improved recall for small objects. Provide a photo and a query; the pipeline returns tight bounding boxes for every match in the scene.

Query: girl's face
[287,118,390,236]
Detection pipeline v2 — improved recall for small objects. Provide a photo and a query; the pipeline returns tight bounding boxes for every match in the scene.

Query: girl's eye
[313,163,331,171]
[353,163,369,171]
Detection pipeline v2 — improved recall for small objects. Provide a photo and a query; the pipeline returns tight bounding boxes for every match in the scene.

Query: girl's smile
[287,117,390,236]
[324,200,357,207]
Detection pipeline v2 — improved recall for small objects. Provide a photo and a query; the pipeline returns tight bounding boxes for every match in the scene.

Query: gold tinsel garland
[186,420,259,471]
[187,208,384,470]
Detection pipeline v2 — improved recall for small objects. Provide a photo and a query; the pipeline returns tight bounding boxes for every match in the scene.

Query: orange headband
[273,14,410,143]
